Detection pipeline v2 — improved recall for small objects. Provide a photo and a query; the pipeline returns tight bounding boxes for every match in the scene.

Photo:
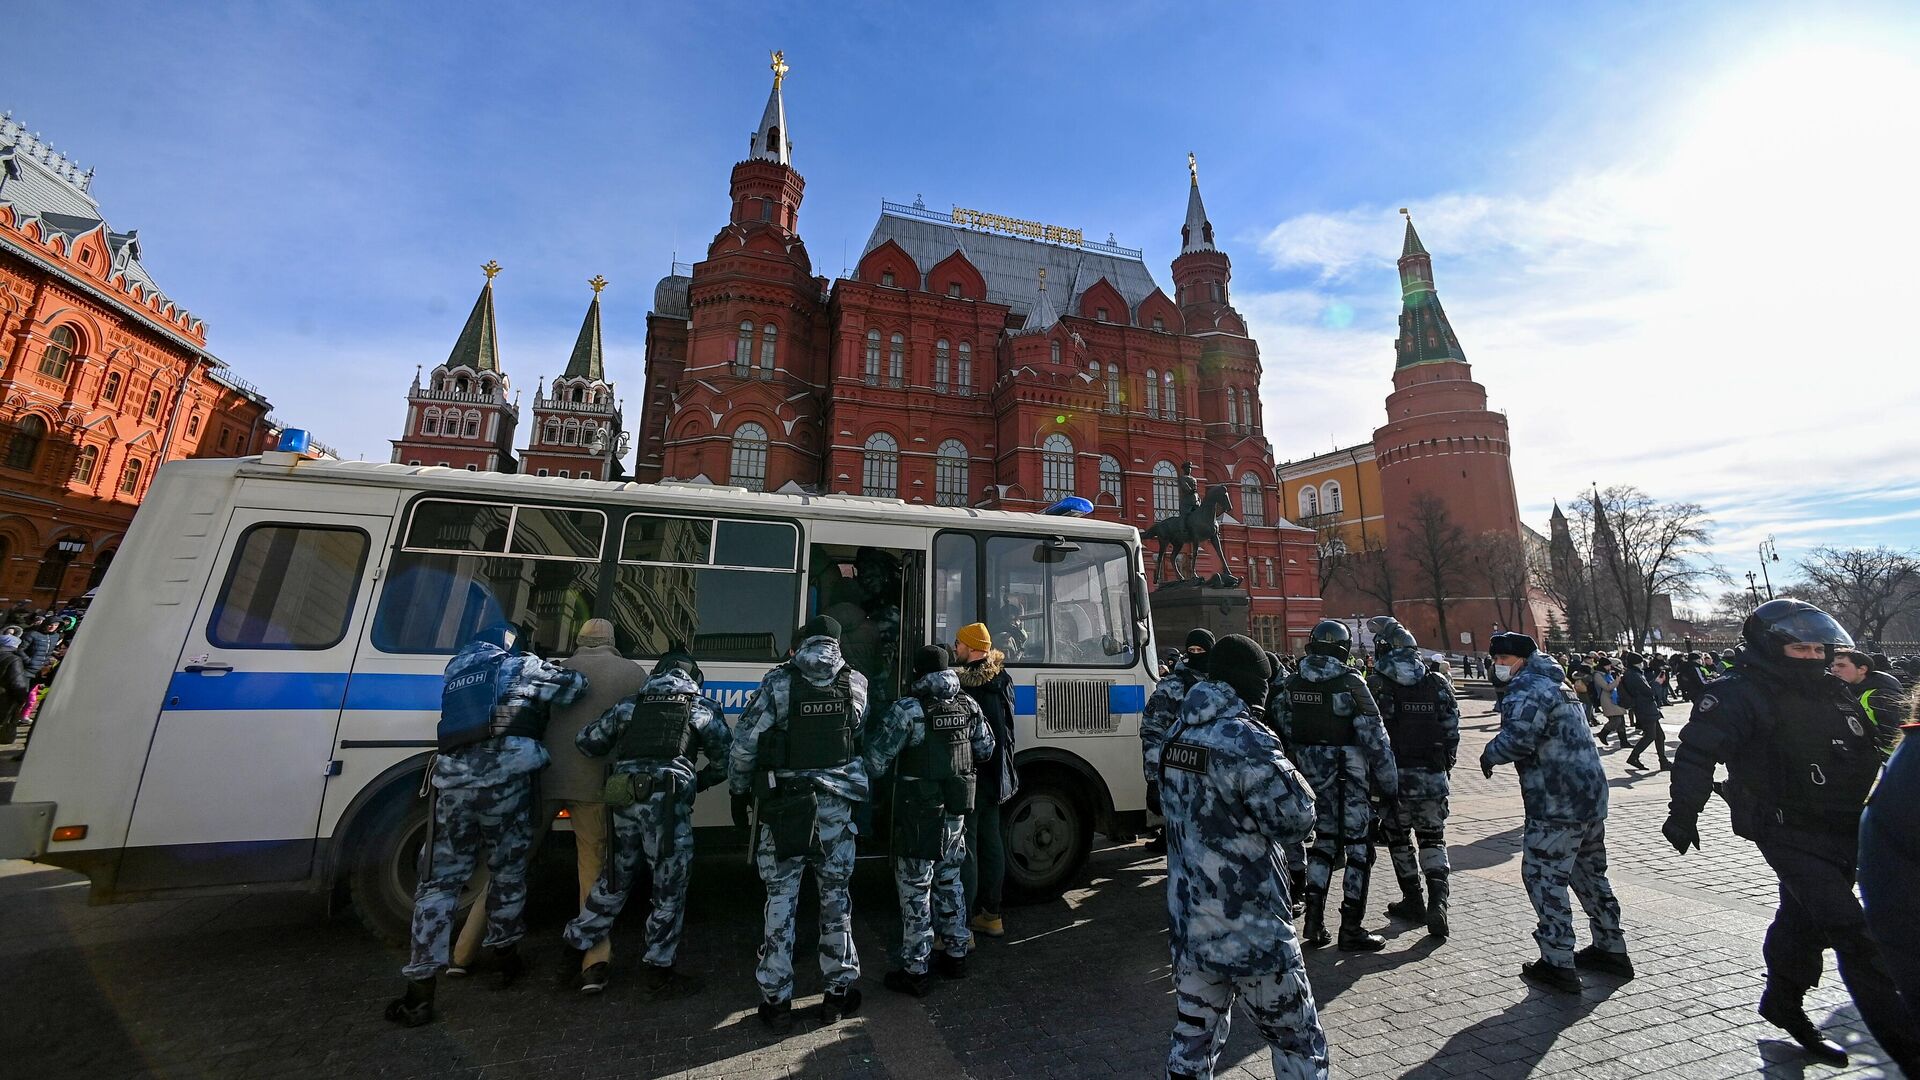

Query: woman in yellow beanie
[954,622,1016,936]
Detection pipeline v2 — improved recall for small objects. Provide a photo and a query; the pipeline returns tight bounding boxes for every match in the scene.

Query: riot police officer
[728,615,871,1032]
[1142,629,1215,853]
[1270,620,1397,951]
[1664,601,1920,1070]
[386,623,589,1027]
[561,646,731,996]
[1368,623,1460,939]
[1158,634,1327,1080]
[866,645,994,996]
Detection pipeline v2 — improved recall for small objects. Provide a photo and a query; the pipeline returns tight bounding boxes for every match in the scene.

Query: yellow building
[1277,443,1384,560]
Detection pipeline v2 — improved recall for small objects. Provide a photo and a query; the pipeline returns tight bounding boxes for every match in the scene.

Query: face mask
[1492,663,1514,681]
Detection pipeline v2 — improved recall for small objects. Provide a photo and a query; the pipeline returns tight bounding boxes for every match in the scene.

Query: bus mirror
[1033,537,1079,563]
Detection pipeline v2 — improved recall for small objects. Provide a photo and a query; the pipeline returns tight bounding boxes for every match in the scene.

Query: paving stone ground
[0,701,1905,1079]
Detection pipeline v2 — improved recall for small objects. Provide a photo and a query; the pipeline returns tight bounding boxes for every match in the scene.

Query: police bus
[0,441,1156,942]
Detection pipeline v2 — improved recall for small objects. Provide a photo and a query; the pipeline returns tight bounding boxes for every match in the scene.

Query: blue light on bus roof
[1042,496,1093,517]
[277,428,312,454]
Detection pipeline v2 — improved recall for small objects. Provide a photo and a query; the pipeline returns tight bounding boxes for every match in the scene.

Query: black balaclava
[1184,628,1215,674]
[1209,634,1272,712]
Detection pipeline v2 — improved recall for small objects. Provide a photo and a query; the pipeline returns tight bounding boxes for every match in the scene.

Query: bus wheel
[347,786,431,947]
[1002,774,1092,904]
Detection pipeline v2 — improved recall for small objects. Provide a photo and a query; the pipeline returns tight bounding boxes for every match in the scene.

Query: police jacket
[1484,652,1608,824]
[865,669,993,796]
[1669,651,1880,837]
[1850,669,1907,757]
[432,647,589,790]
[576,668,731,802]
[1269,655,1398,798]
[1158,679,1316,976]
[1369,649,1460,799]
[1141,659,1205,786]
[727,635,872,804]
[1860,723,1920,985]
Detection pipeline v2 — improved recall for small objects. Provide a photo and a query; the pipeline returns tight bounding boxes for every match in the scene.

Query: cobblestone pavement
[0,703,1905,1079]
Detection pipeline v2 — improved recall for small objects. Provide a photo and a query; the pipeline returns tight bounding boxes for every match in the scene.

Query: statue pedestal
[1149,584,1249,651]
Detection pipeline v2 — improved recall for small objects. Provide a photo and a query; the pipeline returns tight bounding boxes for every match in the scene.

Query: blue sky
[10,1,1919,591]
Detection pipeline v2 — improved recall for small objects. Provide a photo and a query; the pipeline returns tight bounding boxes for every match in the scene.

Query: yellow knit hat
[955,622,992,653]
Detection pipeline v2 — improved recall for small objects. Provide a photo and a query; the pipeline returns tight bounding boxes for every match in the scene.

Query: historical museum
[0,113,281,610]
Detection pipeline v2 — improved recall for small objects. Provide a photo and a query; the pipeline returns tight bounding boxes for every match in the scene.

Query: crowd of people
[0,606,80,749]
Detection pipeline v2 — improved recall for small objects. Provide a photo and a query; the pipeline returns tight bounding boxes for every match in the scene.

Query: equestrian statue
[1141,462,1240,588]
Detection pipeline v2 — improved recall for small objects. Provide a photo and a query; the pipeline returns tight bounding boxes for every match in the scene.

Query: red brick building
[634,63,1322,649]
[519,278,623,481]
[390,262,519,473]
[0,114,278,611]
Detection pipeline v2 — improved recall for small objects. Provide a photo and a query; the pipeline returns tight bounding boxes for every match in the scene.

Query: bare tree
[1305,513,1352,593]
[1476,530,1532,633]
[1347,533,1399,615]
[1793,546,1920,643]
[1584,485,1724,648]
[1401,494,1474,654]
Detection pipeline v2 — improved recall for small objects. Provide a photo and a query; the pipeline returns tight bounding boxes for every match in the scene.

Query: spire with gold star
[750,50,792,165]
[563,276,607,381]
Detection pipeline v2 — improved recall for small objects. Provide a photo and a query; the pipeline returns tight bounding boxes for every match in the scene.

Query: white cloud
[1242,33,1920,566]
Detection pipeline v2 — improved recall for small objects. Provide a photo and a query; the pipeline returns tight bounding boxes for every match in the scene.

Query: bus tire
[347,784,431,947]
[1002,770,1094,904]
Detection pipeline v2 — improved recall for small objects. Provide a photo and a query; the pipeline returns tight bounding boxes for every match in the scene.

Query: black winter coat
[1619,666,1664,723]
[959,652,1018,807]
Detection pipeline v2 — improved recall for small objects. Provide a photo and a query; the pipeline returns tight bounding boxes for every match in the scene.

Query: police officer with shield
[1664,600,1920,1070]
[728,615,871,1032]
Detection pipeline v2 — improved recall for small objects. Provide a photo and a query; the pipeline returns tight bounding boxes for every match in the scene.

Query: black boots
[933,951,968,980]
[1336,901,1386,952]
[1573,945,1635,980]
[384,977,436,1027]
[489,943,525,989]
[1385,875,1426,921]
[758,998,795,1034]
[1301,895,1332,948]
[1425,873,1450,940]
[821,986,863,1022]
[640,962,701,1000]
[1759,985,1848,1066]
[884,969,933,997]
[1519,959,1581,994]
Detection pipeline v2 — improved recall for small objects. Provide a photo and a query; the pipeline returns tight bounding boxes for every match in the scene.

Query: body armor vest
[437,653,506,751]
[1286,674,1356,746]
[778,666,858,770]
[1762,689,1879,829]
[1382,677,1448,770]
[900,696,975,781]
[616,691,696,762]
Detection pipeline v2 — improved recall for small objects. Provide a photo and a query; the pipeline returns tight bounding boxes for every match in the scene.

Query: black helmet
[1307,619,1352,661]
[1379,624,1418,653]
[1742,599,1852,674]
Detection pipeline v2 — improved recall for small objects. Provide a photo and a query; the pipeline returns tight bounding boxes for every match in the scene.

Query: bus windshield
[938,533,1135,667]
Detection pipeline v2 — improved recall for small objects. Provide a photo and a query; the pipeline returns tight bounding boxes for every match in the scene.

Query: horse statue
[1141,483,1239,588]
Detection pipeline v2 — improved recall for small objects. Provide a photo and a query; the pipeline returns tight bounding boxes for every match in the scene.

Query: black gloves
[1662,811,1700,854]
[731,792,752,830]
[1480,752,1496,779]
[1146,784,1162,817]
[695,764,725,792]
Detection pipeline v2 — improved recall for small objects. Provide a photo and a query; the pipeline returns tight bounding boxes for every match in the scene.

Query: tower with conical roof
[1371,211,1529,644]
[634,49,830,489]
[521,276,623,480]
[392,261,520,472]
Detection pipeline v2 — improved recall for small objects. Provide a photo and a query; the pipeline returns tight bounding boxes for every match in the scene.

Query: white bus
[1,449,1157,942]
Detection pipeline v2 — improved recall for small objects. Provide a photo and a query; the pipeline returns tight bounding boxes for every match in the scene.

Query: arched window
[463,411,480,438]
[38,325,77,379]
[1300,486,1319,518]
[186,412,201,437]
[1106,363,1120,410]
[144,388,163,419]
[1240,472,1266,527]
[422,408,441,435]
[760,323,777,377]
[1323,480,1343,514]
[730,422,768,490]
[1243,388,1258,432]
[888,332,904,386]
[1098,454,1122,504]
[1162,371,1178,420]
[1041,433,1075,500]
[118,456,144,495]
[862,432,899,497]
[455,375,471,395]
[934,339,950,393]
[1145,369,1159,418]
[1152,461,1179,519]
[1224,388,1237,431]
[956,341,972,393]
[544,417,560,444]
[865,329,881,385]
[1050,339,1061,365]
[71,444,99,484]
[935,439,969,506]
[4,415,46,470]
[102,371,121,403]
[563,419,580,445]
[480,376,495,398]
[736,320,754,377]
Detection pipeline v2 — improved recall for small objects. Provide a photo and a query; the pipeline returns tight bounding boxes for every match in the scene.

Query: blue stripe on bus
[162,672,1146,717]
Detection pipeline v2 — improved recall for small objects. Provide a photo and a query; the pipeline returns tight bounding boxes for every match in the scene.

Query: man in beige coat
[449,619,649,988]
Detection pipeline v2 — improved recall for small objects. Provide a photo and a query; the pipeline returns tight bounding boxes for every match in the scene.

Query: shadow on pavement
[1399,979,1617,1078]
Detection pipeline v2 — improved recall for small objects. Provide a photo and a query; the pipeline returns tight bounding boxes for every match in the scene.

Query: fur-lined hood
[958,649,1005,688]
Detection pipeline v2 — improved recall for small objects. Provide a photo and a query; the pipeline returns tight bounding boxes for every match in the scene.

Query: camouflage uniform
[728,635,871,1004]
[1482,651,1624,968]
[1141,659,1205,788]
[865,668,994,975]
[1269,655,1397,913]
[403,648,588,980]
[1159,679,1328,1080]
[1370,650,1460,891]
[561,667,731,967]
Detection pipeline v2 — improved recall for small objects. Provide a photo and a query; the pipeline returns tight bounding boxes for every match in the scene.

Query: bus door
[121,509,388,890]
[805,527,925,713]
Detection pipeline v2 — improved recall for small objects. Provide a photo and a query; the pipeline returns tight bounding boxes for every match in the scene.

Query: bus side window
[209,525,369,649]
[932,532,978,650]
[983,535,1136,667]
[612,513,799,662]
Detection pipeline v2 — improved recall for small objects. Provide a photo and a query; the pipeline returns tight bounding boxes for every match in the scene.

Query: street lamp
[1757,535,1778,600]
[589,425,630,481]
[51,537,86,609]
[1745,570,1761,609]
